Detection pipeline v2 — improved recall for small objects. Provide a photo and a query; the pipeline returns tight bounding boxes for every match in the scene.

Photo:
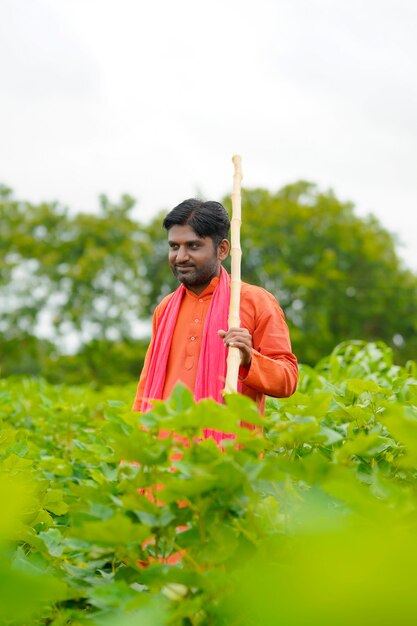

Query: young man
[133,199,298,414]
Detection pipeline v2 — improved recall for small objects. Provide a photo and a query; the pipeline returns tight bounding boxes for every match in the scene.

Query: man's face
[168,224,229,294]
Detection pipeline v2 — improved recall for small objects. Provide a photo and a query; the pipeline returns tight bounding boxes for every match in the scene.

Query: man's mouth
[176,265,194,271]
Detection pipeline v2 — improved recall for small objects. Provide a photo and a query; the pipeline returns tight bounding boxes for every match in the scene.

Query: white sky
[1,0,416,270]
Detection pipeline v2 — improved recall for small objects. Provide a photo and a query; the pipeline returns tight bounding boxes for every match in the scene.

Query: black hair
[162,199,230,247]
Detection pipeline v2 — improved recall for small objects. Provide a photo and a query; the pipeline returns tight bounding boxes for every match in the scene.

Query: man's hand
[218,327,253,368]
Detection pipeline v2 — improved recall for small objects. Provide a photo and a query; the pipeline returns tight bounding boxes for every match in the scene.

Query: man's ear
[217,239,230,261]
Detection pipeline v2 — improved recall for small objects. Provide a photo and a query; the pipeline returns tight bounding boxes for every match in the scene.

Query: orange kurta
[133,278,298,413]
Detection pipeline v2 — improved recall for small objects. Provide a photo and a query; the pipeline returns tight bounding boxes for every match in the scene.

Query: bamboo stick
[224,155,243,394]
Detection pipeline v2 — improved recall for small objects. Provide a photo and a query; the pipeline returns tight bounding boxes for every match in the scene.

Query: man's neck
[187,270,221,295]
[187,274,220,296]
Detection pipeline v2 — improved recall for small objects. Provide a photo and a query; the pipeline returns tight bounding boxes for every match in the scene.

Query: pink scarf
[141,267,240,443]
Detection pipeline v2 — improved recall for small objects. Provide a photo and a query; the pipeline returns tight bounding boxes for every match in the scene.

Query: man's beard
[172,258,219,289]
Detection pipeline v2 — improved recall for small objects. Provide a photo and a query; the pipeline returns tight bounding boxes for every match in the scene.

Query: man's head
[163,199,230,246]
[163,199,230,294]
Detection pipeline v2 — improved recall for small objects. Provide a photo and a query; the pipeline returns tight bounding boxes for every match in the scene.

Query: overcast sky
[1,0,416,270]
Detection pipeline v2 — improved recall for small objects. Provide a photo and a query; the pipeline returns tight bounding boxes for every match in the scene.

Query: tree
[0,185,154,384]
[1,181,416,382]
[143,182,417,364]
[0,186,149,348]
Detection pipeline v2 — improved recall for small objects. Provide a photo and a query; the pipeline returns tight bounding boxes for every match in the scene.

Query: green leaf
[167,384,195,413]
[39,528,65,557]
[88,580,139,610]
[71,513,150,545]
[42,489,69,515]
[346,379,383,395]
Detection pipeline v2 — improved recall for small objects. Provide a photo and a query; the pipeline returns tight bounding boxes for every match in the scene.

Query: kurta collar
[185,275,220,299]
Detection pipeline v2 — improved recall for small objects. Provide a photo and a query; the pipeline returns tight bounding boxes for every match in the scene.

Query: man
[133,199,298,415]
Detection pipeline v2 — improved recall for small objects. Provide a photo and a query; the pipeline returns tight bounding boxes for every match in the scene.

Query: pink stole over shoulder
[141,267,241,443]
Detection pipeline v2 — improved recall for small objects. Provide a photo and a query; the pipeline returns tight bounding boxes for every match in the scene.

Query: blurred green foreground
[1,340,417,625]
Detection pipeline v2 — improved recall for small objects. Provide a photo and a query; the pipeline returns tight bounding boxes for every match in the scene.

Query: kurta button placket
[140,275,232,400]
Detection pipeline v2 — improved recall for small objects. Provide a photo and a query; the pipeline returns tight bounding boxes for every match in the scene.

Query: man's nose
[176,246,190,263]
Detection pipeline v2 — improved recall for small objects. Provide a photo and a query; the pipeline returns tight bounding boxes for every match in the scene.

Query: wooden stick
[224,155,243,394]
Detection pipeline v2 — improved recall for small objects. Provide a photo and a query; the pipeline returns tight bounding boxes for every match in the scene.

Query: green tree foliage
[0,332,149,386]
[230,182,417,364]
[143,182,417,364]
[0,185,154,383]
[0,185,149,345]
[1,182,416,384]
[139,209,178,315]
[1,341,417,624]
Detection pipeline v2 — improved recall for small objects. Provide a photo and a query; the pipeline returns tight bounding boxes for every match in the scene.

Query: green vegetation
[1,341,417,625]
[143,182,417,364]
[1,182,417,385]
[2,179,416,622]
